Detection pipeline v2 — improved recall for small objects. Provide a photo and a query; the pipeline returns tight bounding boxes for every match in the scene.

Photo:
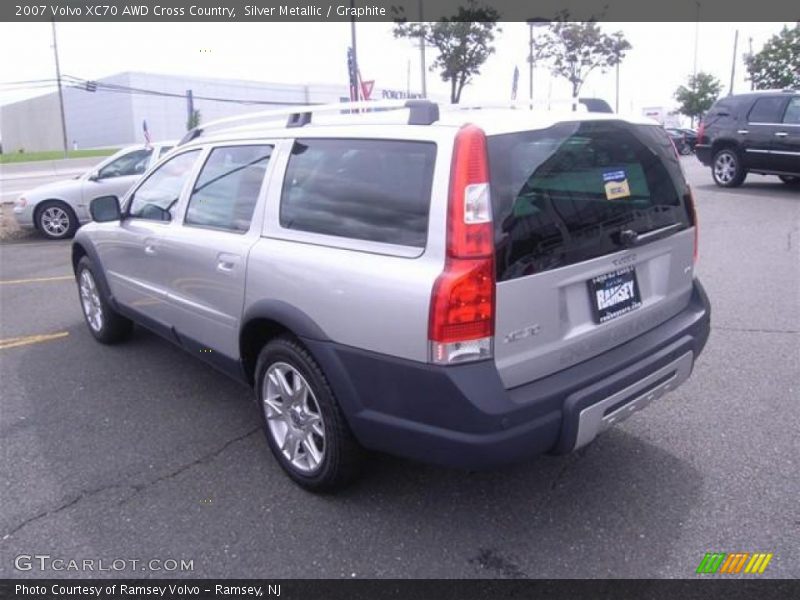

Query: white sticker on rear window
[603,170,631,200]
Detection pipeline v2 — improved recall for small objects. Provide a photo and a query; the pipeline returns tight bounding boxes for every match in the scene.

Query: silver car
[13,142,174,239]
[71,100,711,491]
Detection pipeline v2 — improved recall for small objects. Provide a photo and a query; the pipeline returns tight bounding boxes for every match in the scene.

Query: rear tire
[76,256,133,344]
[255,336,363,492]
[679,143,692,156]
[711,148,747,188]
[36,200,78,240]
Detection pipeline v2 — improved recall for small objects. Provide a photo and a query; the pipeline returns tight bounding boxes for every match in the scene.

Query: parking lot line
[0,331,69,350]
[0,275,73,285]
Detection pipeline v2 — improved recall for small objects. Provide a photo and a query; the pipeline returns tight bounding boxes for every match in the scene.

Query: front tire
[36,200,78,239]
[255,336,363,492]
[712,148,747,188]
[76,256,133,344]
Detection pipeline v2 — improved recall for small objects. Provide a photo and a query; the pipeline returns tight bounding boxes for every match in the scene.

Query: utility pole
[692,2,701,81]
[350,0,360,101]
[748,37,754,90]
[418,0,427,97]
[51,21,68,158]
[729,29,739,96]
[615,61,620,113]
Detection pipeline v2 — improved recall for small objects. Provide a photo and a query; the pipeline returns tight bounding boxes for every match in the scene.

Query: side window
[98,149,152,179]
[185,145,272,232]
[280,138,436,247]
[782,97,800,124]
[128,150,200,221]
[747,97,786,123]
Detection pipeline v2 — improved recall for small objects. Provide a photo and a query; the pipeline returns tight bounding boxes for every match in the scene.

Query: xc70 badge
[504,324,542,344]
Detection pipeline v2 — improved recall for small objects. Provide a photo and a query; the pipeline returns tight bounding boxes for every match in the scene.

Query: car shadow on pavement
[4,324,702,578]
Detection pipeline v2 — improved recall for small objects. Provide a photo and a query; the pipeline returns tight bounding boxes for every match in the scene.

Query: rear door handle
[737,129,749,135]
[774,131,788,137]
[144,244,157,255]
[216,252,241,274]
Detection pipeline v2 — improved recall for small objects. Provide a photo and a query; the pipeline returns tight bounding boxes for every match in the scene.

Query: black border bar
[2,0,800,22]
[2,579,800,600]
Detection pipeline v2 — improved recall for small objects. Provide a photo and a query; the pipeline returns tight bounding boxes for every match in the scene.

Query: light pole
[526,19,548,109]
[51,21,68,158]
[692,2,701,80]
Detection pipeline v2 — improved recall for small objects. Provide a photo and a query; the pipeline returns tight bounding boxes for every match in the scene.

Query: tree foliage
[674,72,723,124]
[393,1,500,103]
[533,18,631,100]
[744,24,800,90]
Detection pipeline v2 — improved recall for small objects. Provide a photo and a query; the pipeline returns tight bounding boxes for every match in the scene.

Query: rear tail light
[429,124,495,365]
[697,121,706,144]
[686,187,699,264]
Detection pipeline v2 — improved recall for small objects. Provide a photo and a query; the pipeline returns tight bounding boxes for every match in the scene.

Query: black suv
[696,90,800,187]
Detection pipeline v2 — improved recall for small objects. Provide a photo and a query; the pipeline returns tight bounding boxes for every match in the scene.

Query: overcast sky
[0,21,792,120]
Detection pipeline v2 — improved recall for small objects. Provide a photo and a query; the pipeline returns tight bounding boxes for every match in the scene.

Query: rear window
[280,138,436,247]
[747,96,786,123]
[488,121,691,282]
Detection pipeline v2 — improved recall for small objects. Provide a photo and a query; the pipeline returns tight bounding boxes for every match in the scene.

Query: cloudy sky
[0,21,792,120]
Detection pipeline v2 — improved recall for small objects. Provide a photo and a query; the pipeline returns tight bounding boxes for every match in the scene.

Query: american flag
[142,120,151,146]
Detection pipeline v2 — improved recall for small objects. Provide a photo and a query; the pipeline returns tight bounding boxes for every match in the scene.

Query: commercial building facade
[1,71,420,153]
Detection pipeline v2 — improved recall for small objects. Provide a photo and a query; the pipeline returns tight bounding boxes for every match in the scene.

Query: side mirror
[90,195,121,222]
[88,170,100,182]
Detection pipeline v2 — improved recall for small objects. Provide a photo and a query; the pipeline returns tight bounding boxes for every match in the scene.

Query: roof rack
[177,99,440,145]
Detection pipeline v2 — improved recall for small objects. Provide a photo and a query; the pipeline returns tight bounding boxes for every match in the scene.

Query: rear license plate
[588,266,642,323]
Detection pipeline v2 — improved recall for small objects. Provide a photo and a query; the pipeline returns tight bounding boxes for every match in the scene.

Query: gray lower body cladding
[303,280,711,469]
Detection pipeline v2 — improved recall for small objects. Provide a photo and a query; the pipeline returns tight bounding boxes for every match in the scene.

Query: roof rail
[177,99,440,145]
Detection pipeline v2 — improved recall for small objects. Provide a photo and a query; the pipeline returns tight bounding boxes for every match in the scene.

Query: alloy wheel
[40,206,70,237]
[263,362,326,473]
[714,152,737,184]
[79,269,104,332]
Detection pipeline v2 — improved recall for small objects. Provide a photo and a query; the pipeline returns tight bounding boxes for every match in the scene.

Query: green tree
[393,1,501,103]
[674,72,723,126]
[744,24,800,90]
[533,19,631,104]
[187,109,201,131]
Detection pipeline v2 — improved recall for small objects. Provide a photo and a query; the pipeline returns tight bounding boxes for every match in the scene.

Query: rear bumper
[695,144,712,166]
[304,280,711,469]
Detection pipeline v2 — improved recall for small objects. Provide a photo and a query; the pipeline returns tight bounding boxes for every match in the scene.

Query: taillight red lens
[697,121,706,144]
[447,124,493,258]
[428,124,496,362]
[686,187,699,263]
[429,258,495,343]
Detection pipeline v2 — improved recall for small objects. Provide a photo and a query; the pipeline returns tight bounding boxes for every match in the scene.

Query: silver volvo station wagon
[71,100,711,491]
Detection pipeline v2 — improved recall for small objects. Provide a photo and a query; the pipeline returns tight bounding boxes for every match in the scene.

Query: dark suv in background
[696,90,800,187]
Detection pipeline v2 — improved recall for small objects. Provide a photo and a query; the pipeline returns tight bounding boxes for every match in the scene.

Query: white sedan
[12,141,175,239]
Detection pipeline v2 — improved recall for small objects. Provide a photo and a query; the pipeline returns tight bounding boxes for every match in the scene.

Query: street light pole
[526,19,548,110]
[51,21,69,158]
[349,0,359,101]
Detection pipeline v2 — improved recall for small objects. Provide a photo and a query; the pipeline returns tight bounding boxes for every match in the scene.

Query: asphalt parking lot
[0,157,798,579]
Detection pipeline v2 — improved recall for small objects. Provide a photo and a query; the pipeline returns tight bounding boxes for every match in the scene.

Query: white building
[0,71,422,153]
